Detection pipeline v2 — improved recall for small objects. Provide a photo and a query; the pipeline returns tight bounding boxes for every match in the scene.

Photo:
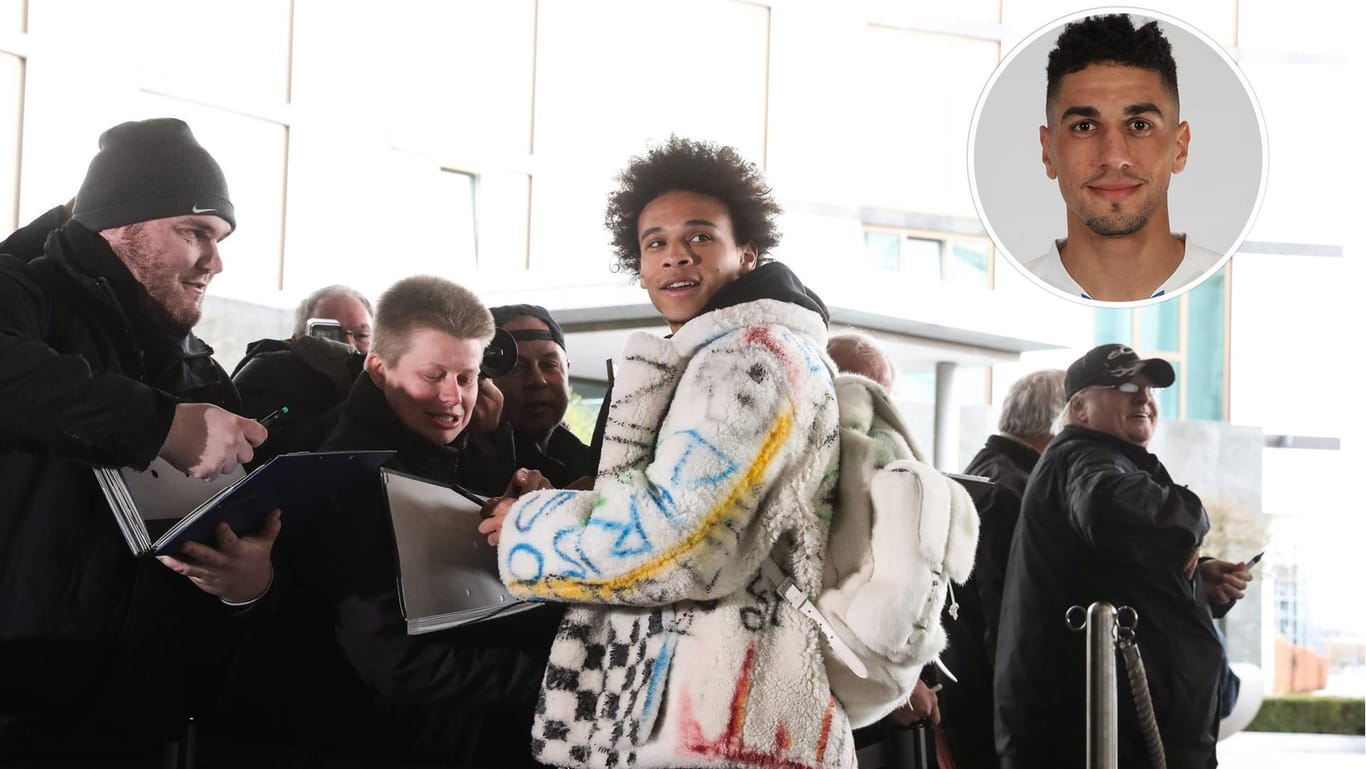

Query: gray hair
[292,284,374,337]
[1054,387,1099,433]
[1000,369,1066,438]
[828,330,895,389]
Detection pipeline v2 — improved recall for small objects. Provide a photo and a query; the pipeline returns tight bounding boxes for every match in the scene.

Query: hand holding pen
[257,406,289,429]
[158,403,269,480]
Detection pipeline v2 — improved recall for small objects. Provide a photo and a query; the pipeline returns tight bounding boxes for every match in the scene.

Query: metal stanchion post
[1067,602,1118,769]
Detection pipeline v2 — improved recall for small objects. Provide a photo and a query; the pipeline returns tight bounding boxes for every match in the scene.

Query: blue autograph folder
[95,450,395,556]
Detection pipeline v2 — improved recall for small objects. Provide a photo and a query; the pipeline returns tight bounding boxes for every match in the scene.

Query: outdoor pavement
[1218,732,1364,768]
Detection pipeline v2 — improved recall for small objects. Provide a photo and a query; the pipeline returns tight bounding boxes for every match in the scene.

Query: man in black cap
[487,304,594,488]
[993,343,1252,769]
[0,118,278,764]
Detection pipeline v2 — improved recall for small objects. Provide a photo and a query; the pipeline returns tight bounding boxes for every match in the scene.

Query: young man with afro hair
[483,136,857,768]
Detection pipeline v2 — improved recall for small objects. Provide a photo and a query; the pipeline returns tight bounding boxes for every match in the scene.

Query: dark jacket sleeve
[233,340,364,465]
[0,205,68,262]
[0,255,175,467]
[234,353,345,461]
[309,479,551,713]
[970,481,1022,657]
[1063,447,1205,568]
[334,584,554,711]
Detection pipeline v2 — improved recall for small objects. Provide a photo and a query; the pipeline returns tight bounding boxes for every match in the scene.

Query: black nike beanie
[72,118,235,233]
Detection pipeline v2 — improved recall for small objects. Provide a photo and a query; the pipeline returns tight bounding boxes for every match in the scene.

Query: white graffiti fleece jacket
[497,297,851,769]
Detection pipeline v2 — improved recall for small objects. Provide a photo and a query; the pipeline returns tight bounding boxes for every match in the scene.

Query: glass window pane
[1185,269,1227,420]
[534,0,768,169]
[947,239,990,287]
[0,53,20,235]
[475,170,530,272]
[0,0,22,33]
[900,371,936,403]
[1139,298,1181,352]
[897,0,998,24]
[859,28,999,216]
[1240,0,1348,53]
[1094,308,1133,345]
[563,394,603,445]
[133,0,292,104]
[954,365,988,406]
[904,237,942,283]
[434,170,478,273]
[1158,360,1181,419]
[138,95,286,302]
[863,231,901,272]
[1241,57,1346,246]
[384,0,536,158]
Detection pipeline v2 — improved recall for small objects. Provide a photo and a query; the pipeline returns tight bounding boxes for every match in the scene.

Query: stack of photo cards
[380,468,538,634]
[95,450,395,557]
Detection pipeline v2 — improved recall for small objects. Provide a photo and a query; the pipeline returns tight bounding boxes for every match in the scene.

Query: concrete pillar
[934,361,958,470]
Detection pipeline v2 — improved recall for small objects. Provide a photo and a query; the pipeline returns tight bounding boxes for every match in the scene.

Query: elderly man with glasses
[992,343,1252,769]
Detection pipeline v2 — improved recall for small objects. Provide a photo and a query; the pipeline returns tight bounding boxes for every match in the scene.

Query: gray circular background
[969,8,1267,304]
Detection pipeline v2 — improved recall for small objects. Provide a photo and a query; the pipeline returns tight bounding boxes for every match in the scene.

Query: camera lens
[480,328,517,378]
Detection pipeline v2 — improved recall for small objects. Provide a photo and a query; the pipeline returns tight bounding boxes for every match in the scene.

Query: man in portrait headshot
[1025,14,1221,302]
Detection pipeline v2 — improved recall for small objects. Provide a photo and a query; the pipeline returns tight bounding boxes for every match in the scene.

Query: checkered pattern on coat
[531,605,673,769]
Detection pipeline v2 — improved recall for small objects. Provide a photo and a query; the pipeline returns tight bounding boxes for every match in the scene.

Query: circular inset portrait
[968,8,1267,306]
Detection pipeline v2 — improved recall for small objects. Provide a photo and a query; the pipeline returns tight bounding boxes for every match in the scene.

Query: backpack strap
[759,556,868,678]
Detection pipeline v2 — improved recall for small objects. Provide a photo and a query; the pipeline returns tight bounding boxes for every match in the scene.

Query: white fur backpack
[763,372,980,728]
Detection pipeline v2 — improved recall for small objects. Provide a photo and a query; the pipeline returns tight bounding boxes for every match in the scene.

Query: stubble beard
[117,227,204,333]
[1078,172,1160,238]
[1083,202,1154,238]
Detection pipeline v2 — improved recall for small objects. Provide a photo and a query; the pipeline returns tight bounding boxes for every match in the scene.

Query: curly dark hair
[1046,14,1179,118]
[604,136,782,276]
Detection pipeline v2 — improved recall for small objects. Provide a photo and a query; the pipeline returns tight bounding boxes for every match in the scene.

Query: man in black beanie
[0,118,278,764]
[487,303,594,489]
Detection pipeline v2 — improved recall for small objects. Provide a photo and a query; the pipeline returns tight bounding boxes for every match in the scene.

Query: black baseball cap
[489,304,566,352]
[1065,344,1175,399]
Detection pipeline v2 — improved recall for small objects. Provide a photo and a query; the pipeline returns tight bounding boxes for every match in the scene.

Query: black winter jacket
[936,435,1040,769]
[505,423,594,490]
[291,373,558,766]
[993,426,1223,769]
[231,334,365,466]
[963,434,1039,658]
[0,221,243,758]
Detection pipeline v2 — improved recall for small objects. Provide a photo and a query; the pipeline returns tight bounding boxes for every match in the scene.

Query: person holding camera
[231,285,373,466]
[233,285,510,469]
[222,276,558,766]
[487,304,595,489]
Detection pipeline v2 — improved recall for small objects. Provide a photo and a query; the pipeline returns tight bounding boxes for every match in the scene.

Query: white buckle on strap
[761,558,869,679]
[931,655,958,683]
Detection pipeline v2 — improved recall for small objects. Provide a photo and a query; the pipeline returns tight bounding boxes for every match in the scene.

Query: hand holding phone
[1200,556,1255,605]
[306,318,347,344]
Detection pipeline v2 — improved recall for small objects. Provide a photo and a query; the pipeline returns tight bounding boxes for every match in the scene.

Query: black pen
[257,407,289,428]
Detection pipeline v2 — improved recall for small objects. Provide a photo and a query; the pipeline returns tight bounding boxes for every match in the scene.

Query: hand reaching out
[475,468,552,547]
[887,679,940,726]
[157,508,281,604]
[471,378,504,433]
